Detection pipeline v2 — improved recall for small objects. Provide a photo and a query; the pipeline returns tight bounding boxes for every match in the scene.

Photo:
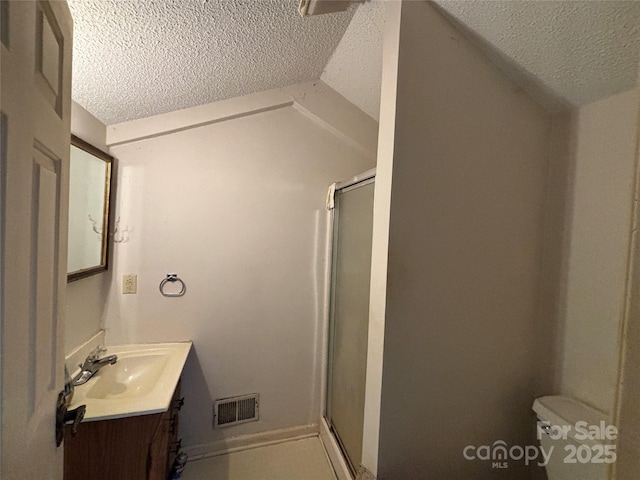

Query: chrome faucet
[72,346,118,386]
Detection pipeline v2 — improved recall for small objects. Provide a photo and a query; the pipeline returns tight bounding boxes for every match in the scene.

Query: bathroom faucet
[72,346,118,386]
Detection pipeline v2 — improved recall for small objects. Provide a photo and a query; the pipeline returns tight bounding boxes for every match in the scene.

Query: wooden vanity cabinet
[64,381,182,480]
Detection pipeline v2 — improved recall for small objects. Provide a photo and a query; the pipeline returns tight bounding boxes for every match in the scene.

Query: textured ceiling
[70,1,640,125]
[323,0,640,118]
[434,0,640,110]
[68,0,355,125]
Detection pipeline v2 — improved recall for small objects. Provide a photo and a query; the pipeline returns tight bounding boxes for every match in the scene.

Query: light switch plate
[123,274,137,294]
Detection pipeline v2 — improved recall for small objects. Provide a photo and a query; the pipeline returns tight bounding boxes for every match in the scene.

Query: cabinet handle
[170,438,182,454]
[168,415,178,435]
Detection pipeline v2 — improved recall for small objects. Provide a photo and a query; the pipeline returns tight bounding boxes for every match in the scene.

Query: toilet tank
[532,396,616,480]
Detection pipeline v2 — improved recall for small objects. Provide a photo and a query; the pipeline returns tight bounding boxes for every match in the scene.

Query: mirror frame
[67,134,113,282]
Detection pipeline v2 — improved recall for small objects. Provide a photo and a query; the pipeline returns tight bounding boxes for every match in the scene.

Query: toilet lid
[532,395,614,446]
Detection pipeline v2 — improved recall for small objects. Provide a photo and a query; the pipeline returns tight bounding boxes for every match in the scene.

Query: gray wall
[614,83,640,479]
[376,2,554,478]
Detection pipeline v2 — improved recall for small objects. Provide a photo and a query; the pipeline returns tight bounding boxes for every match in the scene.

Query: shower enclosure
[325,169,375,475]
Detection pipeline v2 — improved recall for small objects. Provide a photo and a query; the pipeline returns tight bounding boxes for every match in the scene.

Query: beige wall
[558,88,639,416]
[66,102,111,353]
[375,2,553,478]
[104,85,376,450]
[614,84,640,479]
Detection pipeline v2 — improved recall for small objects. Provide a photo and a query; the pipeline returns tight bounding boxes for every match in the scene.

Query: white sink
[69,342,191,421]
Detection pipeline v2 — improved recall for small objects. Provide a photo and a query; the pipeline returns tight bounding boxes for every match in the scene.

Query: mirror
[67,135,113,282]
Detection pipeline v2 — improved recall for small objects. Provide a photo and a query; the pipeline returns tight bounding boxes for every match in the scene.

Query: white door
[1,1,73,479]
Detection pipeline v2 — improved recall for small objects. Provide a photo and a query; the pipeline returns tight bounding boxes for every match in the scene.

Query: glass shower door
[326,175,375,474]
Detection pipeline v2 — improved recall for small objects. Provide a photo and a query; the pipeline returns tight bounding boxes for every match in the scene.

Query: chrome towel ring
[159,273,186,297]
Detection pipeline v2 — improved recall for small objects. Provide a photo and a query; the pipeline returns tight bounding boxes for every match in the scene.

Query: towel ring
[159,274,186,297]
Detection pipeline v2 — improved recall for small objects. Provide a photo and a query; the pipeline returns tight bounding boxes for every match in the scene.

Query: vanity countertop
[68,341,192,422]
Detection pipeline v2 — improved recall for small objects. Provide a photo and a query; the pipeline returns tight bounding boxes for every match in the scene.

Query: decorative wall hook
[112,217,130,243]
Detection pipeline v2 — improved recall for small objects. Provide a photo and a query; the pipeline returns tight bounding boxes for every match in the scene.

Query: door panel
[32,146,62,413]
[1,2,73,479]
[35,0,64,116]
[326,180,375,472]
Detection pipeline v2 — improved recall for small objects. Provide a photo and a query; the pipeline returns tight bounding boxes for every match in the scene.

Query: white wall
[321,0,385,121]
[66,102,111,353]
[361,1,401,475]
[104,84,376,450]
[558,88,639,416]
[373,2,553,477]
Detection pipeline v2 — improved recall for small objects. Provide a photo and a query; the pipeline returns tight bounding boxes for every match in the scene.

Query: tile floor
[182,436,337,480]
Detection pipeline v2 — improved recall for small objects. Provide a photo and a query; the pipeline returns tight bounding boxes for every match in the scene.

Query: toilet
[532,395,614,480]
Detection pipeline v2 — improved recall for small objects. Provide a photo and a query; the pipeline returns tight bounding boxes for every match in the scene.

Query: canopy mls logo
[464,421,618,469]
[463,441,552,469]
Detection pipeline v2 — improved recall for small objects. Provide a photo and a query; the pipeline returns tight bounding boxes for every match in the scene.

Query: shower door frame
[323,168,376,478]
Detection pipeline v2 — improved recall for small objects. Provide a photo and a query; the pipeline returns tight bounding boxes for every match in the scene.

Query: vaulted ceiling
[68,0,355,124]
[69,0,640,125]
[323,0,640,120]
[434,0,640,111]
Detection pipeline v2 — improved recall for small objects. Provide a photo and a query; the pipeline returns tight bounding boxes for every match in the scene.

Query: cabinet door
[168,381,183,469]
[148,408,172,480]
[150,381,183,479]
[64,382,183,480]
[64,414,162,480]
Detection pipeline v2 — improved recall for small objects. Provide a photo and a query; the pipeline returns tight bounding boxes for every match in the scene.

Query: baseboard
[319,417,354,480]
[183,424,319,460]
[355,465,377,480]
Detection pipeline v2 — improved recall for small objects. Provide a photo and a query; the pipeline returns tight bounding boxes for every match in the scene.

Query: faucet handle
[87,345,107,361]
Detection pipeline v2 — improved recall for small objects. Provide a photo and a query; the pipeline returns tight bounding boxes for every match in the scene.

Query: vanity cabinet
[63,381,183,480]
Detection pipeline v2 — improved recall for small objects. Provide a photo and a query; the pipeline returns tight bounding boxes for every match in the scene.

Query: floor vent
[214,394,259,428]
